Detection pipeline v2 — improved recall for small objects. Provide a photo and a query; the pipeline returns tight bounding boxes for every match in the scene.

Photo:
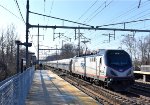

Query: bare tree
[0,24,18,78]
[121,34,137,60]
[0,31,6,64]
[60,43,77,59]
[137,36,150,65]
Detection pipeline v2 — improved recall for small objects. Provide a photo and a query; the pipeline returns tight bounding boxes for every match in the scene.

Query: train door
[84,56,86,77]
[99,57,102,78]
[96,57,97,78]
[69,59,72,73]
[72,57,76,73]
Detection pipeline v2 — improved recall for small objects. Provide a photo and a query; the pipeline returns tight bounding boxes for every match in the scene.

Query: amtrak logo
[81,62,85,69]
[119,69,123,72]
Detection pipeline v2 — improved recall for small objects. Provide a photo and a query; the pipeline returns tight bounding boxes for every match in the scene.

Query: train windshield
[106,50,132,68]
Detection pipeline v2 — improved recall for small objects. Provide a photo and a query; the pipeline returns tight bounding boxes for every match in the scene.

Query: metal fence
[0,67,34,105]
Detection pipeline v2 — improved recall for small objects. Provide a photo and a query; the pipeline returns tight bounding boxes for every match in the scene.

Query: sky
[0,0,150,59]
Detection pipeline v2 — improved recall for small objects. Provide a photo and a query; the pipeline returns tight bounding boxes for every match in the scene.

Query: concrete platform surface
[26,70,100,105]
[134,71,150,75]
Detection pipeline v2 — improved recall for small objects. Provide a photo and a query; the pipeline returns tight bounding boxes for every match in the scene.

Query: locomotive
[47,49,135,91]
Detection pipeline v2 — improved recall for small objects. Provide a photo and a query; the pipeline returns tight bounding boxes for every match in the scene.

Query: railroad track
[126,81,150,104]
[50,68,150,105]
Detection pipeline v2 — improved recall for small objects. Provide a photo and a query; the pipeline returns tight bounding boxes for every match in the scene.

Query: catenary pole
[26,0,29,67]
[38,24,39,64]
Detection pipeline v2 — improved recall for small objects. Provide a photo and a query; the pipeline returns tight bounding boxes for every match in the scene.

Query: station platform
[134,71,150,82]
[26,70,100,105]
[134,71,150,75]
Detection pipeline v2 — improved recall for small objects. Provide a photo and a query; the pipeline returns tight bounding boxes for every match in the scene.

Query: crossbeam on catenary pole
[29,24,150,33]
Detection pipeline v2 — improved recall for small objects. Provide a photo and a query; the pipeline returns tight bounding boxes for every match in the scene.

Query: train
[46,49,135,91]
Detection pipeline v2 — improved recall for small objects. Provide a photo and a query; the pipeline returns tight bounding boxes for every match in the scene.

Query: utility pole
[53,33,64,41]
[15,40,32,73]
[38,24,39,64]
[148,33,150,64]
[102,33,115,43]
[56,45,58,68]
[62,40,65,49]
[32,26,44,65]
[78,28,80,56]
[26,0,29,67]
[16,41,20,73]
[55,45,58,60]
[53,32,71,42]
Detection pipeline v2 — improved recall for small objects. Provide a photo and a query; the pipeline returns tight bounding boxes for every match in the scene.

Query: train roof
[97,49,126,55]
[75,49,126,58]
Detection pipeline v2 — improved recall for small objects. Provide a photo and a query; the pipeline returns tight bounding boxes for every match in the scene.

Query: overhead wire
[125,7,150,21]
[45,0,55,47]
[83,0,114,47]
[83,1,106,23]
[82,0,113,37]
[32,0,94,49]
[14,0,26,24]
[88,0,149,50]
[136,12,150,20]
[87,0,113,23]
[77,0,99,21]
[47,0,54,24]
[66,0,112,47]
[102,0,150,26]
[91,0,150,47]
[97,18,150,27]
[29,11,93,27]
[83,0,113,24]
[0,4,22,22]
[88,1,134,48]
[65,0,106,51]
[0,1,37,52]
[29,1,150,52]
[13,0,37,52]
[63,0,99,39]
[118,1,150,30]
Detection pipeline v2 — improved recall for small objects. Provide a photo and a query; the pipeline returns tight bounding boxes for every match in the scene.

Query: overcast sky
[0,0,150,58]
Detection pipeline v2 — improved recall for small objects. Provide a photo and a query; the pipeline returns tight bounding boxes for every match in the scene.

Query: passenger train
[47,49,135,91]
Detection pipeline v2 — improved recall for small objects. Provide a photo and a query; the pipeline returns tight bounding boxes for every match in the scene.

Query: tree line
[121,34,150,67]
[45,43,83,61]
[0,25,33,81]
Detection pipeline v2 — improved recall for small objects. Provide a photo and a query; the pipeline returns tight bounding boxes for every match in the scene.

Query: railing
[141,65,150,72]
[0,67,34,105]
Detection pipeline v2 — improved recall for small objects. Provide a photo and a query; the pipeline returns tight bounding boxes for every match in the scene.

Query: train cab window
[106,50,132,67]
